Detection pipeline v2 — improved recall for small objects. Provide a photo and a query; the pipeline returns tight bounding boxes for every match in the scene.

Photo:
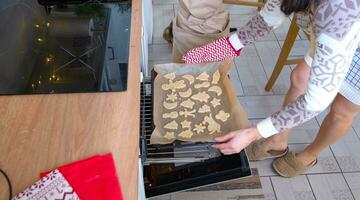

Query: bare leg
[296,94,360,165]
[260,59,311,152]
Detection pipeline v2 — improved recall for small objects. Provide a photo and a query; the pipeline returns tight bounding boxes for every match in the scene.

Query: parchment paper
[150,59,250,144]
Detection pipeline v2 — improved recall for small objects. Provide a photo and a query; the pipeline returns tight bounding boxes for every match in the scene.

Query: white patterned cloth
[12,170,79,200]
[229,0,360,137]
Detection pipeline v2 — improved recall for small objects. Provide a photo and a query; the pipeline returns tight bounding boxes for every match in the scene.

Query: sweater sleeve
[229,0,286,50]
[257,0,360,138]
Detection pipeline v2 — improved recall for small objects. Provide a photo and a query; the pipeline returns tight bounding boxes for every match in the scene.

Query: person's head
[281,0,311,15]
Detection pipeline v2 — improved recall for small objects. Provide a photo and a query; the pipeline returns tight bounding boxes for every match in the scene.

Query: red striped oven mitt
[182,35,242,64]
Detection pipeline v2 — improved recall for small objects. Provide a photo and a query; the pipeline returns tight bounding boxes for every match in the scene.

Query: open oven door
[140,81,252,199]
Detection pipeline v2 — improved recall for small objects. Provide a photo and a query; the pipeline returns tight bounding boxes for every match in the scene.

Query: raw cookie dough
[178,129,193,138]
[191,92,210,103]
[162,80,186,91]
[208,86,222,96]
[215,110,230,122]
[179,88,192,98]
[212,70,220,84]
[163,111,179,119]
[193,123,206,134]
[179,109,196,118]
[204,114,221,135]
[166,92,177,102]
[180,99,195,109]
[181,120,192,129]
[210,98,221,108]
[164,132,175,140]
[164,72,176,80]
[164,120,178,130]
[163,101,178,110]
[182,74,194,84]
[196,72,209,81]
[198,105,211,113]
[194,82,210,89]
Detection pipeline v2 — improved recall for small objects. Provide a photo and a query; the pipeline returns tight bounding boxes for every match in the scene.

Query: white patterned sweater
[228,0,360,137]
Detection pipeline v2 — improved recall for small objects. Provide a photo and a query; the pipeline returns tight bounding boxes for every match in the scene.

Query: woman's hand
[182,35,241,64]
[212,127,263,155]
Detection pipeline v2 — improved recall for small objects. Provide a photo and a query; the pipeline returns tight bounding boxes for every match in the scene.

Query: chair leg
[265,16,299,91]
[257,0,262,11]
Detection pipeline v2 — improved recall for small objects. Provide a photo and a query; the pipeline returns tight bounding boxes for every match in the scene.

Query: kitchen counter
[0,0,142,199]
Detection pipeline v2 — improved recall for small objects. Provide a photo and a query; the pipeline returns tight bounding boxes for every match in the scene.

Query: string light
[46,22,50,27]
[37,38,44,42]
[35,24,40,28]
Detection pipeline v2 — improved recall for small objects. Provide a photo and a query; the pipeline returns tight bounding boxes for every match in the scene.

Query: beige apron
[172,0,230,63]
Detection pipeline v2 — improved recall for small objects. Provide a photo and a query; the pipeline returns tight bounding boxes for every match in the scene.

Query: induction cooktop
[0,0,131,95]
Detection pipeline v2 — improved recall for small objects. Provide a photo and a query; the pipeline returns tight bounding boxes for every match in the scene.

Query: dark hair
[281,0,311,15]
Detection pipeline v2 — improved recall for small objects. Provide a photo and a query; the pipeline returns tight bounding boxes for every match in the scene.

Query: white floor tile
[344,173,360,200]
[260,177,277,200]
[353,115,360,138]
[224,4,257,15]
[149,44,173,61]
[288,119,319,144]
[152,5,175,44]
[229,62,245,96]
[234,45,274,96]
[273,17,300,41]
[330,128,360,172]
[278,40,310,59]
[255,41,292,95]
[271,175,315,200]
[153,0,177,5]
[308,174,354,200]
[239,95,284,119]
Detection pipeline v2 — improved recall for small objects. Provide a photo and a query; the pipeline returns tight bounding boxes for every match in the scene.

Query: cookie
[191,92,210,103]
[198,105,211,113]
[163,111,178,119]
[182,74,194,84]
[164,132,175,140]
[208,85,222,96]
[178,129,193,138]
[210,98,221,108]
[164,120,178,130]
[179,109,196,118]
[179,88,192,98]
[163,101,178,110]
[193,123,206,134]
[196,72,209,81]
[181,120,192,129]
[204,114,221,135]
[180,99,195,109]
[215,110,230,122]
[212,70,220,84]
[194,82,210,89]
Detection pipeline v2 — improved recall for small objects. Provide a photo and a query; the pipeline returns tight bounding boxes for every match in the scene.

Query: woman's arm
[183,0,287,63]
[257,0,360,137]
[231,0,286,48]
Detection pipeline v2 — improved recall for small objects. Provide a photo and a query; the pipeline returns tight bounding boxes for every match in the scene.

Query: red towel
[41,153,123,200]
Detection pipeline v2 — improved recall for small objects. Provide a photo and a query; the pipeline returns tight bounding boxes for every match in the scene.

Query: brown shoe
[163,21,173,45]
[246,140,288,161]
[272,151,317,178]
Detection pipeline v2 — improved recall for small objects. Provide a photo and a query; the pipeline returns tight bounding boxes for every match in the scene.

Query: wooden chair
[264,15,309,91]
[223,0,264,11]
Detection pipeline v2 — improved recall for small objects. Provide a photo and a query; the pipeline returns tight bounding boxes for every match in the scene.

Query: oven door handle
[108,46,115,60]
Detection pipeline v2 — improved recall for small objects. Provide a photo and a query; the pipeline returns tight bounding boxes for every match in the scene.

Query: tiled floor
[149,1,360,199]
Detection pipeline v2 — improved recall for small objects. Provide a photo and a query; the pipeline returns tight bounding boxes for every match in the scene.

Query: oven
[139,75,252,199]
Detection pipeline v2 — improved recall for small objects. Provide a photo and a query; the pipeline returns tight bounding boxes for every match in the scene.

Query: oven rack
[140,82,222,165]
